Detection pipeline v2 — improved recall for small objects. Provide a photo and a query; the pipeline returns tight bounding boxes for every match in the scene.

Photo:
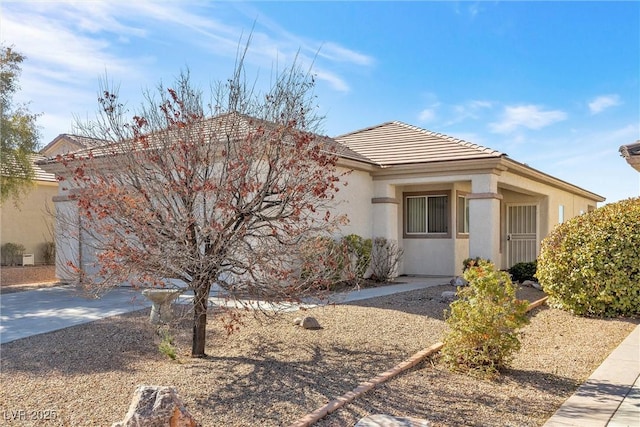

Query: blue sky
[2,1,639,203]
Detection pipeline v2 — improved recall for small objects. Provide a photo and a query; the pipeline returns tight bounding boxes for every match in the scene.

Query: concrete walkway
[1,278,638,426]
[544,324,640,427]
[0,284,151,344]
[0,277,448,344]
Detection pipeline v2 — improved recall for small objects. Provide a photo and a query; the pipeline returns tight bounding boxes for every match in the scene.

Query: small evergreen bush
[441,260,530,379]
[341,234,372,281]
[508,261,537,283]
[158,329,177,360]
[537,197,640,317]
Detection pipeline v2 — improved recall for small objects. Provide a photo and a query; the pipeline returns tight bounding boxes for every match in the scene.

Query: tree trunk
[191,283,210,357]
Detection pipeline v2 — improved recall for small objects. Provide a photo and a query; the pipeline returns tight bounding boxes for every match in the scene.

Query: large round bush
[537,197,640,317]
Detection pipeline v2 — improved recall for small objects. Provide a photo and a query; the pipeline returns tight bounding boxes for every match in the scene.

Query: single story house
[0,134,105,266]
[333,121,603,276]
[40,119,604,280]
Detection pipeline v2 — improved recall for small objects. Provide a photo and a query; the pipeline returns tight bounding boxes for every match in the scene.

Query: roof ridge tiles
[333,121,396,139]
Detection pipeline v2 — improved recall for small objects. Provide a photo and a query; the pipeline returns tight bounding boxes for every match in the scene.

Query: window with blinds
[406,194,449,235]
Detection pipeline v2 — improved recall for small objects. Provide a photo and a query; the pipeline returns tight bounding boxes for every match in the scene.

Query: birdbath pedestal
[141,289,184,324]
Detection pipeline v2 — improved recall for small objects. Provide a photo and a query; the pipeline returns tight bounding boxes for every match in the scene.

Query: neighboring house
[619,140,640,172]
[39,119,604,280]
[0,134,103,265]
[40,133,105,157]
[0,154,57,265]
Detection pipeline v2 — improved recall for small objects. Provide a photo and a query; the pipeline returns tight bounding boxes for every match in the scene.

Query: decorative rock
[450,276,468,287]
[300,316,322,330]
[440,291,457,303]
[355,414,430,426]
[293,317,303,326]
[111,385,198,427]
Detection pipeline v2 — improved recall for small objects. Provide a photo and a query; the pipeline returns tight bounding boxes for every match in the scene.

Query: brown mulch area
[0,265,61,294]
[0,283,637,426]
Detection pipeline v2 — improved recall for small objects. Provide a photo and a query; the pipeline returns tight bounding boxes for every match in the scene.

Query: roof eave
[370,156,506,178]
[502,158,605,202]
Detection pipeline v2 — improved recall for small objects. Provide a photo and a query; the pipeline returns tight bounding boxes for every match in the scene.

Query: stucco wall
[500,172,596,239]
[334,167,373,238]
[402,238,456,276]
[0,181,58,265]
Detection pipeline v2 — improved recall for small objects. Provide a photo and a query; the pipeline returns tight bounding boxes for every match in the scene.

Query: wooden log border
[288,296,549,427]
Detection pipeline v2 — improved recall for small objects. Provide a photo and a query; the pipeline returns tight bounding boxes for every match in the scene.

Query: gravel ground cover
[0,283,637,426]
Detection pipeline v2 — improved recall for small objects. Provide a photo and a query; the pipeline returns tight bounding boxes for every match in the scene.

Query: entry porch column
[468,174,502,268]
[371,182,399,242]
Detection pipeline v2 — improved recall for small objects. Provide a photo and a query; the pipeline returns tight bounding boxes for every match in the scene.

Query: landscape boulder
[450,276,468,287]
[112,385,198,427]
[440,291,457,303]
[355,413,430,426]
[300,316,322,330]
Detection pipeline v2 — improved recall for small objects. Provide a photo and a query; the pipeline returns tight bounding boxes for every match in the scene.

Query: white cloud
[318,42,374,66]
[489,105,567,133]
[588,94,621,115]
[444,99,493,125]
[417,100,441,123]
[2,0,377,143]
[418,108,437,122]
[314,69,350,92]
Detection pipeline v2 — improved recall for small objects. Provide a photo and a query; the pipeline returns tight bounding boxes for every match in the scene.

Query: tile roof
[334,121,504,166]
[40,133,106,156]
[0,153,57,182]
[31,154,57,182]
[38,113,375,166]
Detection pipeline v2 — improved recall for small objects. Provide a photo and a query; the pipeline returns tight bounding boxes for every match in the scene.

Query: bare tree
[51,49,347,357]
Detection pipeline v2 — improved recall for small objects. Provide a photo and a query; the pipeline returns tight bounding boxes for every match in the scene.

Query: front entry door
[507,204,538,267]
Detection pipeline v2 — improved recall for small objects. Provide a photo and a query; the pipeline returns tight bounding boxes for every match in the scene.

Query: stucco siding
[500,170,598,236]
[335,167,373,238]
[401,238,456,276]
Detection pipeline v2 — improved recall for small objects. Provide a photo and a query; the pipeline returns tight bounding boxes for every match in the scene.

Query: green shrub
[158,329,177,360]
[441,260,530,379]
[341,234,372,280]
[299,236,347,289]
[537,197,640,317]
[508,261,537,283]
[1,242,25,265]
